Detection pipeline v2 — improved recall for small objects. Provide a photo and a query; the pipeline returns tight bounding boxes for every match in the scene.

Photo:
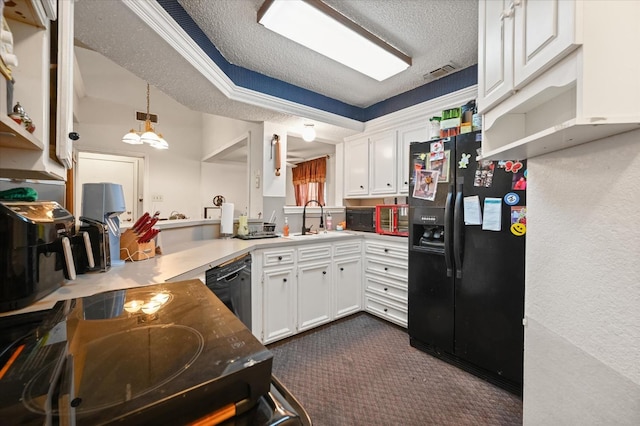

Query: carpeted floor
[268,313,523,426]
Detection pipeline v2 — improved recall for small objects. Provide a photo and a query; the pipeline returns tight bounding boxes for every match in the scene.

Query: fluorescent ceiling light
[258,0,411,81]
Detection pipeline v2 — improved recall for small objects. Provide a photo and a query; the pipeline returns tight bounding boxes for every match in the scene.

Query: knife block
[120,229,156,261]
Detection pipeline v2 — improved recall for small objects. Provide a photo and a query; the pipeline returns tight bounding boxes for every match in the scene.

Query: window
[292,157,327,206]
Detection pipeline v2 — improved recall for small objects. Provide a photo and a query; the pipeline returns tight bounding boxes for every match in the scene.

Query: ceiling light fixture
[257,0,411,81]
[122,83,169,149]
[302,124,316,142]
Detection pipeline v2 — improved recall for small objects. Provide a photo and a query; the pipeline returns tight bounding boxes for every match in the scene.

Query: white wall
[524,129,640,424]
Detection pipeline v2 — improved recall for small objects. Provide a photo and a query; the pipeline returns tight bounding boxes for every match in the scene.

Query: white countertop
[2,231,400,317]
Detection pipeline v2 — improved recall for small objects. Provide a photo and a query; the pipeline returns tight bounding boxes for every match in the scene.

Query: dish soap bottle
[283,217,289,237]
[326,213,332,231]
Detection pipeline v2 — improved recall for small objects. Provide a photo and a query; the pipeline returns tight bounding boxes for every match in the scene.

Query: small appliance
[345,207,376,232]
[375,204,409,236]
[0,201,77,312]
[81,183,126,266]
[74,216,110,273]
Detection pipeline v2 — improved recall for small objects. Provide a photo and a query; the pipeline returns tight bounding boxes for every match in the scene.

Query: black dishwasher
[206,253,252,330]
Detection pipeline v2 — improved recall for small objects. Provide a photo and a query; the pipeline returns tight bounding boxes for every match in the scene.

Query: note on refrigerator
[463,195,482,225]
[482,198,502,231]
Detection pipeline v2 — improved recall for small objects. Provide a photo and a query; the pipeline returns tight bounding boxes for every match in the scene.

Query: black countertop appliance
[0,201,76,313]
[0,279,310,425]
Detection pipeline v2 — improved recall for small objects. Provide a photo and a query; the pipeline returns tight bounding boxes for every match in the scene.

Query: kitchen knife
[137,217,158,236]
[139,228,160,243]
[133,212,150,233]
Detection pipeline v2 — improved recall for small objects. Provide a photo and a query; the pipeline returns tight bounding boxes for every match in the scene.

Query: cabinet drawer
[333,240,362,257]
[365,240,407,262]
[262,249,295,267]
[297,244,332,262]
[364,258,407,280]
[364,274,407,304]
[365,294,407,328]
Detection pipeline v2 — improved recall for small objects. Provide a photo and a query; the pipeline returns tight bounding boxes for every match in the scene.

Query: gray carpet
[268,313,522,426]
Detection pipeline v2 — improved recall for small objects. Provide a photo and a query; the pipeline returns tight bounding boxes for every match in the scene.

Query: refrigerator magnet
[510,223,526,236]
[459,153,471,168]
[504,192,520,205]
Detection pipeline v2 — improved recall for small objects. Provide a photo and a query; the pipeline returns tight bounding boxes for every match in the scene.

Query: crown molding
[122,0,364,132]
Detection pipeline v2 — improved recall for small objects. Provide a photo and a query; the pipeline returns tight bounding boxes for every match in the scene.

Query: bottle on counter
[283,217,289,237]
[326,213,332,231]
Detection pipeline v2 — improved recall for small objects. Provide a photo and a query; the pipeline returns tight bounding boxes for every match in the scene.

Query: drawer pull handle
[384,267,388,271]
[278,256,283,261]
[384,248,389,253]
[384,308,388,312]
[384,287,388,291]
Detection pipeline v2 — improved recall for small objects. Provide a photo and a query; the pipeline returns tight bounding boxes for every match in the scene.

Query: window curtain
[292,157,326,206]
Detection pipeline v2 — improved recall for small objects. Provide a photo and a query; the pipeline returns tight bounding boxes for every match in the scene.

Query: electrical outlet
[151,194,164,202]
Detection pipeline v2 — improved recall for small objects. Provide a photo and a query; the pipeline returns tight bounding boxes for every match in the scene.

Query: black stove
[0,280,301,425]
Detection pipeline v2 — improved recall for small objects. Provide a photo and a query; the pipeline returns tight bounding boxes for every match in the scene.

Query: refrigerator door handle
[444,184,454,277]
[453,182,464,279]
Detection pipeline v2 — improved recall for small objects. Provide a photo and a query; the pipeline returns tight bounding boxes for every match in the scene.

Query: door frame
[73,149,148,222]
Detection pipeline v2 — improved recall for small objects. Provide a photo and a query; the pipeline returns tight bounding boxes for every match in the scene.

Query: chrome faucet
[302,200,324,235]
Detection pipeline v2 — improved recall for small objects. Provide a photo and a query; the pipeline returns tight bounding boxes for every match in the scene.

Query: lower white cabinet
[256,236,406,344]
[297,260,332,331]
[334,256,362,319]
[262,266,296,343]
[363,239,408,327]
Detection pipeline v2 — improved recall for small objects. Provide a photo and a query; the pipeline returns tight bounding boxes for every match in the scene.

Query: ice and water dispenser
[82,183,126,266]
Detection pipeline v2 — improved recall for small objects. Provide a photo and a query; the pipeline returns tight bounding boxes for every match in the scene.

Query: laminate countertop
[2,231,407,317]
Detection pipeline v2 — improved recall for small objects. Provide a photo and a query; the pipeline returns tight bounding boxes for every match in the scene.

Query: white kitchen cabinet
[344,136,369,196]
[296,243,332,332]
[262,266,296,344]
[478,0,640,161]
[0,0,75,180]
[478,0,579,114]
[397,123,428,194]
[297,260,332,331]
[369,130,397,195]
[363,238,408,328]
[333,240,362,319]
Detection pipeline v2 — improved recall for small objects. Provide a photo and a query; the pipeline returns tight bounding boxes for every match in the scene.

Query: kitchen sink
[284,231,352,240]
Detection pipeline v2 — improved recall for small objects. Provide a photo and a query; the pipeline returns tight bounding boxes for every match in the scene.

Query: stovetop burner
[0,280,273,425]
[235,232,279,240]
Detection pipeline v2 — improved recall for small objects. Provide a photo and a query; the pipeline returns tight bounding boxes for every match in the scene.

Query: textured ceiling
[73,0,478,145]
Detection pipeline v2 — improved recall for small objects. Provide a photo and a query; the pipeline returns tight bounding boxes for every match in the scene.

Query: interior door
[75,152,143,224]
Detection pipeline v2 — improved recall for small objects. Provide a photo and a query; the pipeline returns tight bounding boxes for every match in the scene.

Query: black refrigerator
[407,131,526,395]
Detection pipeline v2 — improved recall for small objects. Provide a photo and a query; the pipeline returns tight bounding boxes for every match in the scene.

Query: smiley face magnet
[510,223,526,236]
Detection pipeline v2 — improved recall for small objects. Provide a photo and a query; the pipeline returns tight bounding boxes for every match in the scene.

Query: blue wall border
[157,0,477,123]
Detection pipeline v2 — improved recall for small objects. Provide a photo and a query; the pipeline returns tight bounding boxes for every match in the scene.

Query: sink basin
[284,231,352,240]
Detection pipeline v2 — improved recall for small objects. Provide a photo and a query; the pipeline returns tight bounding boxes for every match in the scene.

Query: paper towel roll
[221,203,234,235]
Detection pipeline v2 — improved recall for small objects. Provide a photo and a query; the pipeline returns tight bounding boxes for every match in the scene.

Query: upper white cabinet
[397,123,428,194]
[0,0,74,180]
[344,136,369,196]
[478,0,640,160]
[369,130,397,195]
[479,0,579,113]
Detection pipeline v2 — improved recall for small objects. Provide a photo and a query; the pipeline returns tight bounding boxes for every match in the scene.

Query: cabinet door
[398,124,428,194]
[56,0,75,169]
[344,137,369,196]
[478,0,514,113]
[334,256,362,319]
[297,261,332,332]
[369,131,397,195]
[263,267,296,344]
[513,0,577,88]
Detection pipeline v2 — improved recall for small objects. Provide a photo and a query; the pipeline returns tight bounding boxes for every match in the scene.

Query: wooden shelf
[0,114,44,150]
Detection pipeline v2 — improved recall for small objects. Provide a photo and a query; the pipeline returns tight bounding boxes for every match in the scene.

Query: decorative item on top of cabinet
[478,0,640,161]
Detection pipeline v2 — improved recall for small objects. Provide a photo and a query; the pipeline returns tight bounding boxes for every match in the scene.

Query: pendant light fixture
[122,83,169,149]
